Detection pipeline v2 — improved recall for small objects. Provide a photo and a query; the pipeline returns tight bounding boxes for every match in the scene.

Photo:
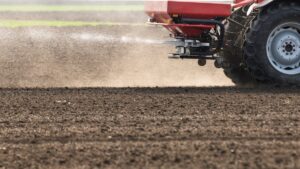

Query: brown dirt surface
[1,7,299,169]
[0,87,300,169]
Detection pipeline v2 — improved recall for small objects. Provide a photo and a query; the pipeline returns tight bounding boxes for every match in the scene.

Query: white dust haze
[0,0,233,88]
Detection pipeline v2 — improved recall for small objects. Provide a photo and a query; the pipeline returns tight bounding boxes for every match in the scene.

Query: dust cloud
[71,32,164,44]
[0,6,233,87]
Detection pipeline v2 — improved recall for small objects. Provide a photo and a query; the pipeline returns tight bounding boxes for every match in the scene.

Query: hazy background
[0,0,232,88]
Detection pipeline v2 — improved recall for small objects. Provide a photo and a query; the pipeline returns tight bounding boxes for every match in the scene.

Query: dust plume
[0,26,232,88]
[0,3,233,87]
[70,32,164,44]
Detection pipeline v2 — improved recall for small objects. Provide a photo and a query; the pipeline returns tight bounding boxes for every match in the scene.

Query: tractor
[145,0,300,86]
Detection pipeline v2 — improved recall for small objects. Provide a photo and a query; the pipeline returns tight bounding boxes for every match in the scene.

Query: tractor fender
[246,0,274,15]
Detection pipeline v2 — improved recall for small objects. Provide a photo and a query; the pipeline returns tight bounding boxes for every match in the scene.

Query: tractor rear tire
[222,5,256,85]
[244,1,300,85]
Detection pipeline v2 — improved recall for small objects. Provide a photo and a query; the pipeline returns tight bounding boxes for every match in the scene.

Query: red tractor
[146,0,300,85]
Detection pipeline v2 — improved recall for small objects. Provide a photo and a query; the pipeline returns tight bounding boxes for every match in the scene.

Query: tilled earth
[1,5,299,169]
[0,87,299,169]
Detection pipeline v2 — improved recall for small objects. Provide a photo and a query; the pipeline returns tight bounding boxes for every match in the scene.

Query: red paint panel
[233,0,255,8]
[145,0,172,24]
[145,0,232,22]
[164,24,214,37]
[145,0,232,38]
[168,1,232,19]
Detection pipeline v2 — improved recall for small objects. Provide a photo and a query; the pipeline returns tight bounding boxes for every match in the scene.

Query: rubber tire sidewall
[248,8,300,84]
[222,6,256,85]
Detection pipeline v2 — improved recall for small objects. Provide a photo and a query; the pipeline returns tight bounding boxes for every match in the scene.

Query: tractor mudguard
[247,0,274,15]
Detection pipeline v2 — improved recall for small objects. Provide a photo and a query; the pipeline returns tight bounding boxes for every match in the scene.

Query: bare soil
[0,87,299,169]
[0,9,298,169]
